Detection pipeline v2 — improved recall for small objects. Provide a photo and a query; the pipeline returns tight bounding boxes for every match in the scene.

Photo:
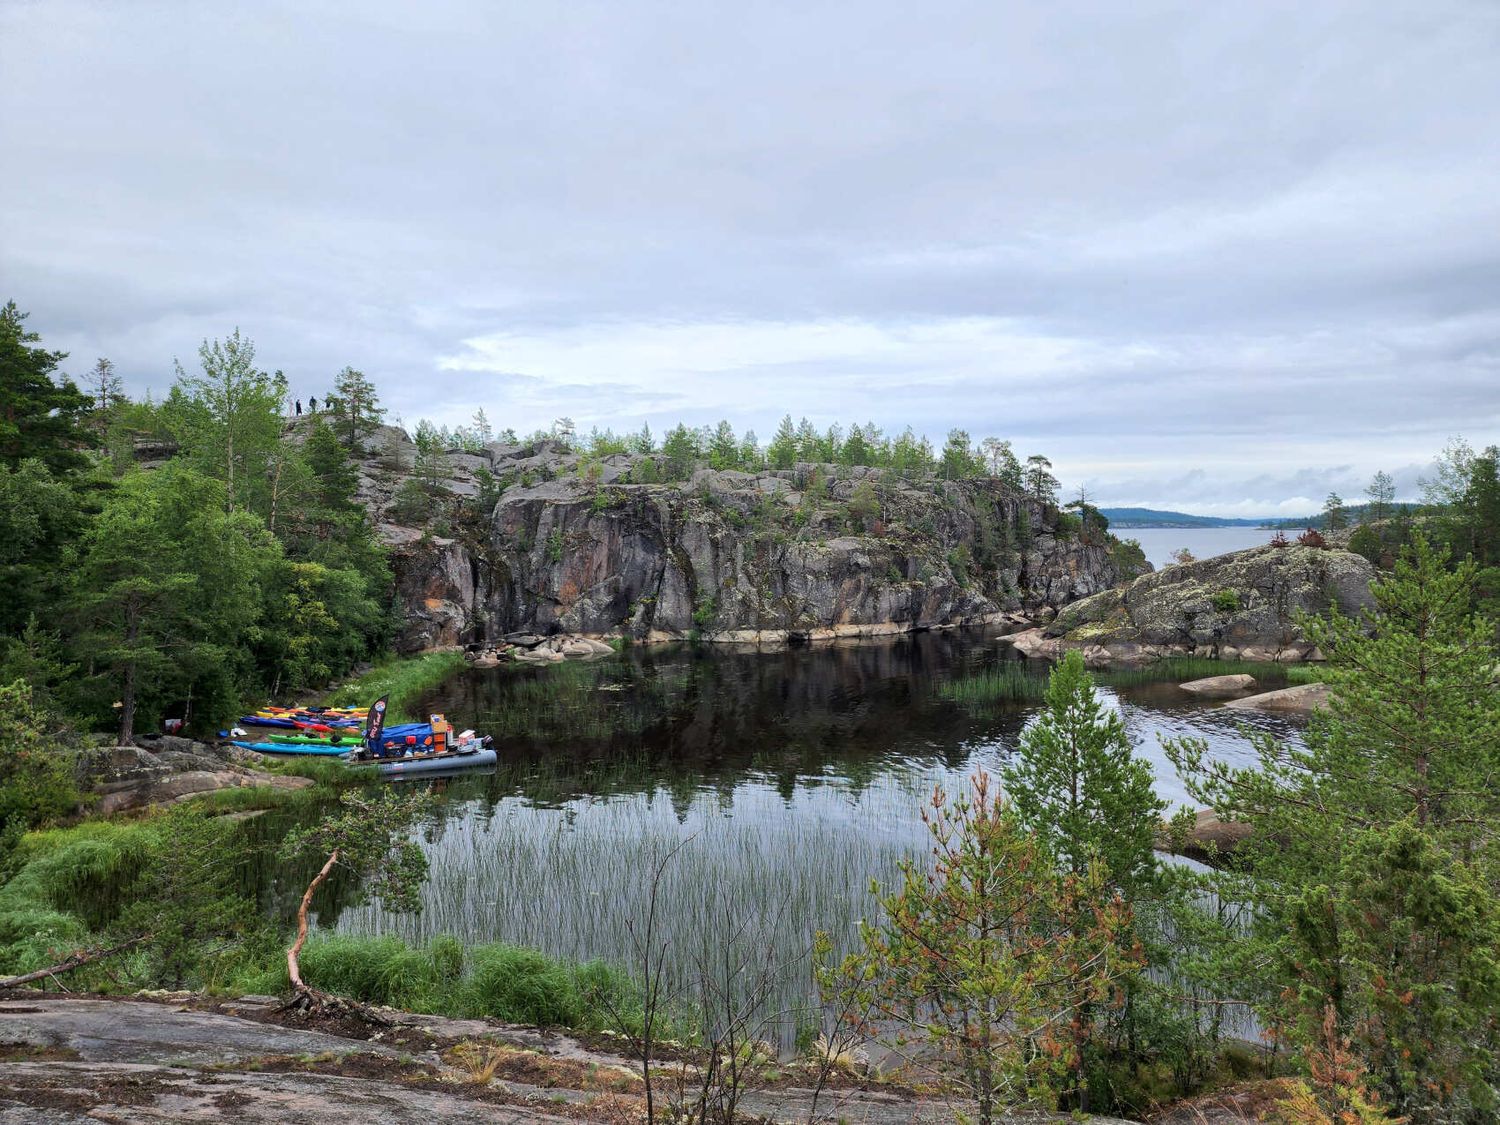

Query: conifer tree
[0,301,92,473]
[1005,650,1164,896]
[1167,536,1500,1120]
[330,366,385,452]
[767,414,798,469]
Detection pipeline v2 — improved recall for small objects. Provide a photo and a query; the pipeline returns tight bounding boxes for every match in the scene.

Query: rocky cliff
[1017,543,1376,666]
[337,426,1133,651]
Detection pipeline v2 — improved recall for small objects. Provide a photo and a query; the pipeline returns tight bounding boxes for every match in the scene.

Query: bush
[1297,528,1328,548]
[1211,589,1241,613]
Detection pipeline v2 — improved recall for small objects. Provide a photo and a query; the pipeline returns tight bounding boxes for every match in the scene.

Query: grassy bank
[232,933,664,1035]
[940,655,1318,708]
[326,650,467,720]
[0,808,665,1039]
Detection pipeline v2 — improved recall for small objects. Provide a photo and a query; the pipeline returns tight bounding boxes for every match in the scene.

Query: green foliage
[278,787,435,923]
[0,301,93,474]
[1211,589,1241,613]
[829,771,1140,1123]
[0,459,86,635]
[1004,651,1165,897]
[0,680,79,856]
[239,933,647,1032]
[166,329,286,515]
[329,366,386,452]
[67,465,281,739]
[1108,535,1148,578]
[661,423,700,480]
[328,650,466,720]
[1167,536,1500,1121]
[112,806,261,988]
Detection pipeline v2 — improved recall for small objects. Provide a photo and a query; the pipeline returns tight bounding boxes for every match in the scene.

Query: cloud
[2,0,1498,512]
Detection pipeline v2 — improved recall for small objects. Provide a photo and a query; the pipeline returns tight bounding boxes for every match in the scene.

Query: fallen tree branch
[0,934,152,990]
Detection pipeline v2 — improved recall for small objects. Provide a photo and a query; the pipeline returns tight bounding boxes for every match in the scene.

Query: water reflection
[330,631,1302,1043]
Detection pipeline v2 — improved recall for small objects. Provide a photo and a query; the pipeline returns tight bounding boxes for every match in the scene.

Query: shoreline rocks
[1222,682,1330,714]
[1033,544,1374,669]
[73,738,315,816]
[1178,673,1258,698]
[463,632,615,668]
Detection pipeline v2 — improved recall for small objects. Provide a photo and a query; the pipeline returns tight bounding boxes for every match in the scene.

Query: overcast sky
[3,1,1497,515]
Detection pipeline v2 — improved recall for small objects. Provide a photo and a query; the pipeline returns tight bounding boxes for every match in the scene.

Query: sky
[2,1,1498,517]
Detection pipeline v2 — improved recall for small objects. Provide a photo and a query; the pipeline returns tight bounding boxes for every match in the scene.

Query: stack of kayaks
[224,705,496,773]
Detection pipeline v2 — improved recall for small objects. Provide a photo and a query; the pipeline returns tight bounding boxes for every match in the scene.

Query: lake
[1117,525,1284,569]
[323,631,1299,1043]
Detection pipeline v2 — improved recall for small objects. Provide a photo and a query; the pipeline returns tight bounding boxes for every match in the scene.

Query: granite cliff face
[342,427,1131,651]
[1022,543,1377,666]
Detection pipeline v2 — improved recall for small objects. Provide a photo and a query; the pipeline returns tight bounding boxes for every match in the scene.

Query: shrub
[1211,589,1241,613]
[1297,528,1328,548]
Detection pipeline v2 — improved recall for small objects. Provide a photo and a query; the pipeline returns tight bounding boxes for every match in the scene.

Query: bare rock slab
[1178,673,1257,697]
[1223,682,1330,714]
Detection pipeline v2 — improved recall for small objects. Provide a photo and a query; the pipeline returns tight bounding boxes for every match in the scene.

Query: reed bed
[338,765,959,1047]
[936,662,1050,706]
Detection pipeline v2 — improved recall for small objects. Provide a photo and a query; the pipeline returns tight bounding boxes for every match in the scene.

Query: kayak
[228,740,352,757]
[266,733,353,746]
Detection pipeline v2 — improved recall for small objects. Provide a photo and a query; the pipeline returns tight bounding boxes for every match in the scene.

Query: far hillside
[1100,507,1278,528]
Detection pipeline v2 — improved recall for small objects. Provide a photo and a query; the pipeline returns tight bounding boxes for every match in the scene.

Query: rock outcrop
[1222,682,1331,714]
[330,426,1134,651]
[72,737,314,815]
[1178,673,1258,698]
[1040,544,1376,666]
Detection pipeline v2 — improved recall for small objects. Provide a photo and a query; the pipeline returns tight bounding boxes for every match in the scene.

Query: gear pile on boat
[223,701,496,775]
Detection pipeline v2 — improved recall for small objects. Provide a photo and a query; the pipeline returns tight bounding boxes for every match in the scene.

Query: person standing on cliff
[295,399,302,416]
[308,395,317,413]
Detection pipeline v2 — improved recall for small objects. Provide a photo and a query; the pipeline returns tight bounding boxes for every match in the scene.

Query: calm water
[1122,525,1283,569]
[327,631,1300,1042]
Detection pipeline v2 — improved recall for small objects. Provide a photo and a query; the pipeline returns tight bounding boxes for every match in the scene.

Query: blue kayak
[229,740,351,757]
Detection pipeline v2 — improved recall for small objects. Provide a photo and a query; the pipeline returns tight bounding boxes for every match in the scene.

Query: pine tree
[0,301,92,473]
[1166,536,1500,1119]
[1024,455,1059,505]
[330,366,385,452]
[767,414,798,469]
[1005,650,1164,895]
[708,419,739,469]
[831,771,1140,1124]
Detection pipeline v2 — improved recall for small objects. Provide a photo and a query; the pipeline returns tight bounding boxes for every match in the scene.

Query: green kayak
[265,732,352,747]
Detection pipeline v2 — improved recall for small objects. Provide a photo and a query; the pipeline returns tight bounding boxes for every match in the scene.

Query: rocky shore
[70,736,314,815]
[0,993,1212,1124]
[1003,543,1375,669]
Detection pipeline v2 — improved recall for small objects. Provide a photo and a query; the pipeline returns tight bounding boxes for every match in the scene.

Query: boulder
[1223,682,1330,714]
[1048,545,1375,665]
[73,741,316,816]
[1163,809,1253,865]
[1178,673,1258,697]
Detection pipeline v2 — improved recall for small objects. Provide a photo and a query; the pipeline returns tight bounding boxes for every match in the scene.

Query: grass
[326,650,467,720]
[1096,657,1295,690]
[232,932,664,1035]
[939,655,1311,708]
[936,663,1050,706]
